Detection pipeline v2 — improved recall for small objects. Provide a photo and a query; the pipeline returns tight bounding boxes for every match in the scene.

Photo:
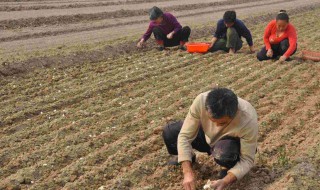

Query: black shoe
[167,155,196,166]
[179,45,187,51]
[157,46,165,51]
[218,168,228,179]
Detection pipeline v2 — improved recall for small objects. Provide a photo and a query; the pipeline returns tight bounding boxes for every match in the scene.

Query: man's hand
[183,171,196,190]
[249,45,255,53]
[207,171,237,190]
[137,39,145,48]
[209,37,218,48]
[279,55,287,63]
[167,32,174,39]
[211,179,227,190]
[182,161,196,190]
[266,49,273,58]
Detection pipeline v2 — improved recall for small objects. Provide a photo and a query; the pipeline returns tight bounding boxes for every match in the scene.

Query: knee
[257,52,264,61]
[256,48,268,61]
[162,120,183,143]
[212,137,240,168]
[183,26,191,33]
[280,39,289,51]
[227,27,237,37]
[162,124,171,142]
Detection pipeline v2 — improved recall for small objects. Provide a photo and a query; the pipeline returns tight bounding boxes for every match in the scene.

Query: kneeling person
[137,6,191,51]
[257,10,297,62]
[162,87,258,190]
[209,11,255,54]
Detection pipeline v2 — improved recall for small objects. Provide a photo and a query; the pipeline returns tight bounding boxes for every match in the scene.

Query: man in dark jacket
[137,6,191,51]
[209,11,255,54]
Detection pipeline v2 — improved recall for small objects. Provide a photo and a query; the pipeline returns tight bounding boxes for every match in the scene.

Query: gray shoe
[179,45,187,51]
[157,46,165,51]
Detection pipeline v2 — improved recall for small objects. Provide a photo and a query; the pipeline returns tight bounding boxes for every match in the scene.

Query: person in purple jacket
[137,6,191,51]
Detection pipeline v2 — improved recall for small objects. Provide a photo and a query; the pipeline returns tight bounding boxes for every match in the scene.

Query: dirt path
[0,0,177,11]
[0,0,279,41]
[0,0,226,20]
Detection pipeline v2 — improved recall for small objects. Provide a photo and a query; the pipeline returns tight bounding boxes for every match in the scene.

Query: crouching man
[162,87,258,190]
[209,11,255,54]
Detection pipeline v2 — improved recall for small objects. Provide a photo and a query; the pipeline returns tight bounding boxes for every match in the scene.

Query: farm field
[0,0,319,190]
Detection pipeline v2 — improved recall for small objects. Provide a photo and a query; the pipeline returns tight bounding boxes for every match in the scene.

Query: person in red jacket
[257,10,297,62]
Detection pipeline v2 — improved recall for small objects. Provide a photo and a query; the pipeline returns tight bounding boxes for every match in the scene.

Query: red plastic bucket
[185,42,210,53]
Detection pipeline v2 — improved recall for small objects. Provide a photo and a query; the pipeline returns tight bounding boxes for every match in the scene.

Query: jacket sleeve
[178,94,202,163]
[239,21,253,46]
[263,21,273,50]
[142,23,154,41]
[213,20,223,38]
[228,119,258,180]
[284,25,297,57]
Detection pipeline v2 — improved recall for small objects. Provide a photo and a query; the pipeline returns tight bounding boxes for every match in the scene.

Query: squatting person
[162,87,258,190]
[137,6,191,51]
[257,10,297,62]
[208,11,255,54]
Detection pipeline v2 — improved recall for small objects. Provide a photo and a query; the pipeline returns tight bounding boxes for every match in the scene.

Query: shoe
[167,155,196,166]
[179,45,187,51]
[157,46,165,51]
[217,168,228,179]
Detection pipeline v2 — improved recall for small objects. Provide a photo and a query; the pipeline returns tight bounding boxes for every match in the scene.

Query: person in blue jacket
[209,11,255,54]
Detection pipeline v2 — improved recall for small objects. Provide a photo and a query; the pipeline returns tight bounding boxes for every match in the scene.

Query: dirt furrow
[1,4,318,78]
[0,52,218,179]
[0,0,176,12]
[115,63,318,189]
[1,0,318,46]
[0,0,280,29]
[46,57,258,189]
[0,52,255,188]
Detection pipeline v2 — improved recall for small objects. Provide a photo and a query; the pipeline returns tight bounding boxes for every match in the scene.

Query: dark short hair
[149,6,163,20]
[223,11,236,23]
[276,10,289,22]
[205,88,238,119]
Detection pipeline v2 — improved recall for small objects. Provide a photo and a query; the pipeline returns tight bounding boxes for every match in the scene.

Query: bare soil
[0,0,319,56]
[0,1,319,190]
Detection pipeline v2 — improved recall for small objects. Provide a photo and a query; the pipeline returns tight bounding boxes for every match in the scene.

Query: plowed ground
[0,2,319,190]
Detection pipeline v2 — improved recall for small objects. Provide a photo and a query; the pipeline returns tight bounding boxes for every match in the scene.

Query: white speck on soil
[98,186,106,190]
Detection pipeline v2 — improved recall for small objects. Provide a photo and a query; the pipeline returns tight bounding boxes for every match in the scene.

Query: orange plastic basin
[186,42,210,53]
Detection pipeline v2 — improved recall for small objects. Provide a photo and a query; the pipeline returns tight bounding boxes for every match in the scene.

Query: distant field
[0,1,319,190]
[0,0,319,56]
